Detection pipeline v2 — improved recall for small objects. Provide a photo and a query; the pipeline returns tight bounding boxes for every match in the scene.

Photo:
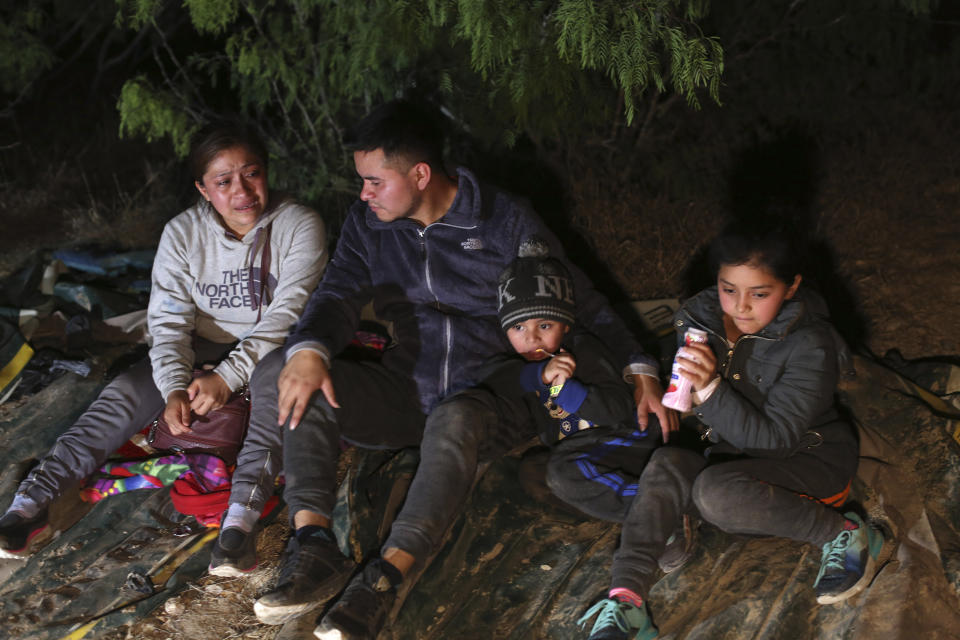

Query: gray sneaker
[657,514,697,574]
[253,528,356,625]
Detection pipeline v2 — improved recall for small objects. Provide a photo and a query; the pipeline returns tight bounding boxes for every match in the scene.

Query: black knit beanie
[497,237,576,330]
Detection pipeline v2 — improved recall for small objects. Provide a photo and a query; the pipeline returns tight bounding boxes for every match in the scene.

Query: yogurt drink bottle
[661,327,709,412]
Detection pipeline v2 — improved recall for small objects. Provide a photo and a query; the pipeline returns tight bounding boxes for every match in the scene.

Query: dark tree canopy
[0,0,953,215]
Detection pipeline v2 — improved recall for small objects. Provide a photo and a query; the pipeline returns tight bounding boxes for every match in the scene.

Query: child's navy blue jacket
[476,331,636,443]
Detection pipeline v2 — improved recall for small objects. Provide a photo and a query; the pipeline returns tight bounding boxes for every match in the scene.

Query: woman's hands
[188,370,233,413]
[162,371,232,435]
[163,391,193,435]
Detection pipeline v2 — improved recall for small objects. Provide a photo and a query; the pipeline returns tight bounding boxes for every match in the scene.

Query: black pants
[232,349,427,522]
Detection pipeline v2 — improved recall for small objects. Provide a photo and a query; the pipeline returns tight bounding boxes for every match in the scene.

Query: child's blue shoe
[814,511,885,604]
[577,597,658,640]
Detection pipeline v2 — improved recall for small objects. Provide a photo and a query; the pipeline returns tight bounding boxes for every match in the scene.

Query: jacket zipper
[418,227,452,398]
[721,333,772,379]
[245,450,271,511]
[677,311,774,378]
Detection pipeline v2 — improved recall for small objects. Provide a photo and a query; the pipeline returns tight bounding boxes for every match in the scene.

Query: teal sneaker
[814,512,884,604]
[577,597,658,640]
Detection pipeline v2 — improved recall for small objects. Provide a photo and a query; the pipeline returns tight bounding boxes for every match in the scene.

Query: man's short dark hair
[344,99,446,171]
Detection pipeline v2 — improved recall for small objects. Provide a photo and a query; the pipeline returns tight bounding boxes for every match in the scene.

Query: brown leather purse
[147,371,250,466]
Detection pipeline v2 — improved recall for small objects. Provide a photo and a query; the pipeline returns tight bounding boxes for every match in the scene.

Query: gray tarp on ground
[1,348,959,639]
[0,348,218,640]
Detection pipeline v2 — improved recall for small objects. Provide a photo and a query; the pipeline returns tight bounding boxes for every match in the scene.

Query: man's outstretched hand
[277,350,339,429]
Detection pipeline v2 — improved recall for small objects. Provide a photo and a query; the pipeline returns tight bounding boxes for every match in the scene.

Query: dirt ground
[567,122,960,361]
[815,133,960,360]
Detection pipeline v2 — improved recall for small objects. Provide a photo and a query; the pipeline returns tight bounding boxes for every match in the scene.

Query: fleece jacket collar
[360,167,484,232]
[682,285,829,341]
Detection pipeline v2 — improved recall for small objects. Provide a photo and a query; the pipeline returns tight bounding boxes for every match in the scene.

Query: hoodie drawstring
[247,223,273,323]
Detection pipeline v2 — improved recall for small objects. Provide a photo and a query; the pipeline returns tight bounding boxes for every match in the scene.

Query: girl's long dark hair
[707,219,804,285]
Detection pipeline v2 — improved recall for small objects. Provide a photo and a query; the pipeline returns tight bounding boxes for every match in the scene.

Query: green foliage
[114,0,163,29]
[553,0,722,117]
[0,6,56,96]
[111,0,726,204]
[0,2,117,100]
[184,0,239,34]
[117,77,197,157]
[0,0,925,216]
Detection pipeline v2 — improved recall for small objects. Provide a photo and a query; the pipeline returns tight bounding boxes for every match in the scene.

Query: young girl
[0,123,327,577]
[557,221,884,640]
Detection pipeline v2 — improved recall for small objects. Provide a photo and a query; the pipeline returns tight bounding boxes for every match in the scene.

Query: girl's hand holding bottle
[676,342,718,391]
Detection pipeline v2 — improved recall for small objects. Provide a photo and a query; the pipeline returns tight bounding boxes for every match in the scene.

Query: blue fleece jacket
[286,168,654,413]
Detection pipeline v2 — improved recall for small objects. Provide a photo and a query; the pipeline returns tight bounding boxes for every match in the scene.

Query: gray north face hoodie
[148,196,326,400]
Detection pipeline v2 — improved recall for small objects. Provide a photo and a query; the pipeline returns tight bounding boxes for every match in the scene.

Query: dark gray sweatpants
[269,350,541,562]
[267,350,542,558]
[16,339,233,508]
[547,432,854,597]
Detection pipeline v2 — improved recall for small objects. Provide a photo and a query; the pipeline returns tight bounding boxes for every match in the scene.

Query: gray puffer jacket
[674,286,857,460]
